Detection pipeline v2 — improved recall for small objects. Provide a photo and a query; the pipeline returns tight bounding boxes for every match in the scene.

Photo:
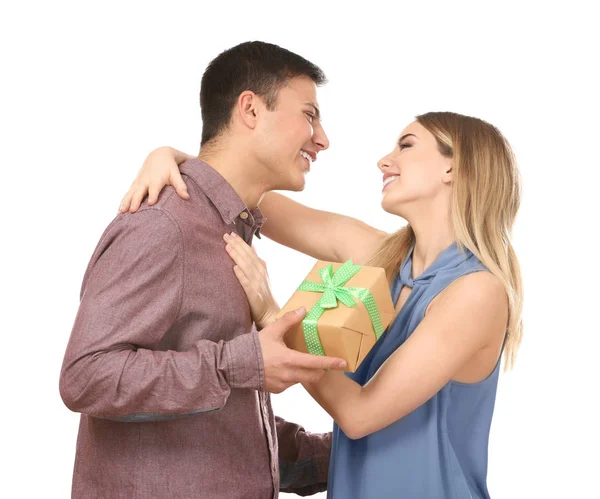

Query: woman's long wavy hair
[367,112,523,370]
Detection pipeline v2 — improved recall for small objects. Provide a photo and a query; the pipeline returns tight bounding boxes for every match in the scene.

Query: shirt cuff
[223,330,265,391]
[314,431,332,483]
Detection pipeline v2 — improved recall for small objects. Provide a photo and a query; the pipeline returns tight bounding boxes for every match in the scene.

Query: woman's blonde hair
[368,112,523,370]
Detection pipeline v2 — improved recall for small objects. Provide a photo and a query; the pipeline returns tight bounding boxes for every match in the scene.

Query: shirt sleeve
[276,416,332,495]
[59,208,264,421]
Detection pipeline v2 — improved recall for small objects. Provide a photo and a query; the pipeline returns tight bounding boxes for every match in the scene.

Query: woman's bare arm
[259,192,387,264]
[119,147,388,264]
[302,271,508,439]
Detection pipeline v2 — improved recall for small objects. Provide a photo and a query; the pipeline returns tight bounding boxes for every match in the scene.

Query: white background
[2,1,599,498]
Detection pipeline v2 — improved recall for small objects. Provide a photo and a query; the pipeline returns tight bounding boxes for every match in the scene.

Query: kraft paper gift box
[277,259,395,372]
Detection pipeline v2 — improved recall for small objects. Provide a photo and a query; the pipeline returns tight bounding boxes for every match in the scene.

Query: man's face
[255,76,329,191]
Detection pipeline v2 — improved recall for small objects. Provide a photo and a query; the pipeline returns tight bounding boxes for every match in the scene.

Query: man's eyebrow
[398,133,417,144]
[305,102,321,119]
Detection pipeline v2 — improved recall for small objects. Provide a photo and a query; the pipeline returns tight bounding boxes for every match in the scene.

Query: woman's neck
[407,202,455,278]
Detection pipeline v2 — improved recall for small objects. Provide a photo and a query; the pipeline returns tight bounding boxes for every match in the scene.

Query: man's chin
[287,175,307,192]
[272,172,307,193]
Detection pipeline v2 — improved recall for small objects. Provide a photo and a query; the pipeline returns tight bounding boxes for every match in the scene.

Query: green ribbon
[297,260,385,356]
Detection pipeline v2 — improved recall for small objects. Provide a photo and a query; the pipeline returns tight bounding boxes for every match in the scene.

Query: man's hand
[259,308,347,393]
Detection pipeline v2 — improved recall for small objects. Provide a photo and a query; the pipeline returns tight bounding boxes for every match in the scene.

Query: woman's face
[378,121,453,218]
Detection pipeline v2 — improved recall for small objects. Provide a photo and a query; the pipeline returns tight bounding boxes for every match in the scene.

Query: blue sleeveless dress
[327,242,502,499]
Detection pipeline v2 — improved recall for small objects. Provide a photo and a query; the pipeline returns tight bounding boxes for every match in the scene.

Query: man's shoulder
[80,206,186,300]
[104,205,182,245]
[137,180,215,222]
[147,181,225,239]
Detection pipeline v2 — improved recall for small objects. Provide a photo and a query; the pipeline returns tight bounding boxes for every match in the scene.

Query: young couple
[60,41,523,498]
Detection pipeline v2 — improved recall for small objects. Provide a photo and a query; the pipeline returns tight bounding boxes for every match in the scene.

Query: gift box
[277,259,396,372]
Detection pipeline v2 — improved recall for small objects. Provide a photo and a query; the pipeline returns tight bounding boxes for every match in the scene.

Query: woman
[120,112,523,498]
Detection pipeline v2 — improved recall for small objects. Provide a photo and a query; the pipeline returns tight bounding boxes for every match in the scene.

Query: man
[59,41,346,498]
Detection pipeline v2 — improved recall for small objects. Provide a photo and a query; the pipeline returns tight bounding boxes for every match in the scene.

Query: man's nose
[313,123,330,151]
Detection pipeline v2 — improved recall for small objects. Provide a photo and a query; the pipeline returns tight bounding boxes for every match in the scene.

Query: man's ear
[236,91,260,130]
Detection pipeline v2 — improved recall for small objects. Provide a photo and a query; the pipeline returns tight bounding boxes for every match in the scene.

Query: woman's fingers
[226,233,266,275]
[225,232,279,329]
[225,234,266,281]
[250,245,267,266]
[119,190,133,213]
[224,235,269,301]
[226,242,248,268]
[232,265,252,290]
[148,185,160,205]
[170,167,190,200]
[233,234,259,260]
[232,258,265,312]
[225,238,255,274]
[129,188,146,213]
[119,182,152,213]
[120,176,186,213]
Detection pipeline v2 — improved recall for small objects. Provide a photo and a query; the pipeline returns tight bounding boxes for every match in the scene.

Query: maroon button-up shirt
[60,158,331,498]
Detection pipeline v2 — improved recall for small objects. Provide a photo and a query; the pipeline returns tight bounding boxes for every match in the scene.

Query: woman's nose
[377,156,391,172]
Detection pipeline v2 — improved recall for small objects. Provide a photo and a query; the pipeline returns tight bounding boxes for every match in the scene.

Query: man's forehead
[280,78,321,115]
[285,76,318,96]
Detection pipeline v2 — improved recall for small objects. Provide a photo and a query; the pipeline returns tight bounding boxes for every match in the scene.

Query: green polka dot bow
[297,260,386,356]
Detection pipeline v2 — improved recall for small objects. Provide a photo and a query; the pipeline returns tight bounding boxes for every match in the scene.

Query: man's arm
[276,416,332,496]
[59,208,263,421]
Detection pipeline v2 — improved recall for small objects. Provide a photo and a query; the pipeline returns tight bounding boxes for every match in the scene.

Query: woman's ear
[442,162,453,185]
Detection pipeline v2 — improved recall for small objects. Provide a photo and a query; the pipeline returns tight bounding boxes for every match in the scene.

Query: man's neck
[198,146,269,209]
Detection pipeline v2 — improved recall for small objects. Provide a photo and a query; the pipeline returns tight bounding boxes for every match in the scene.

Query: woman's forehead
[398,121,424,140]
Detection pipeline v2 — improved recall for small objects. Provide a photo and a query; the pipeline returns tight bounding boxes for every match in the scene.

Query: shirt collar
[180,158,266,237]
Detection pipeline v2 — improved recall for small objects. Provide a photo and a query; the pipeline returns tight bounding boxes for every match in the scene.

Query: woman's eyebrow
[398,133,417,143]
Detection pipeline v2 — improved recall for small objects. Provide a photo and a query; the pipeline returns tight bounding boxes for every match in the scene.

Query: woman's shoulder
[429,270,508,337]
[445,270,506,308]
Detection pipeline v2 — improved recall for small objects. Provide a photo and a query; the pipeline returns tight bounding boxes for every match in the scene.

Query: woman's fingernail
[230,232,237,238]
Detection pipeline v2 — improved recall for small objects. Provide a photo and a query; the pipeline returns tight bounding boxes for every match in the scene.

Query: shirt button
[239,211,249,220]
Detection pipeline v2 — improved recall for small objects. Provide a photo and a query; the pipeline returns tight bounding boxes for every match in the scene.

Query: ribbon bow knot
[299,263,361,310]
[296,260,385,356]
